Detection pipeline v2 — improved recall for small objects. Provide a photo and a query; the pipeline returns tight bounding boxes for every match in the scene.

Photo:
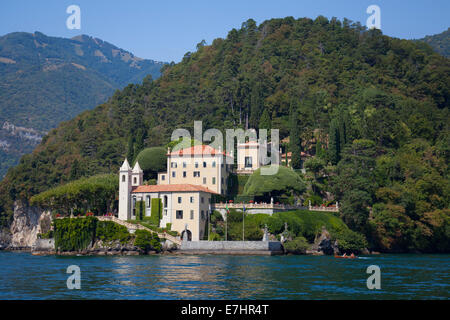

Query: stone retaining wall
[180,241,283,255]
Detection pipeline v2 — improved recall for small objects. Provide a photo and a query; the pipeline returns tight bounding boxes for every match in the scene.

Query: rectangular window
[176,210,183,219]
[201,197,204,204]
[194,171,200,177]
[212,177,216,185]
[245,156,252,168]
[178,197,182,204]
[201,210,205,220]
[171,162,177,168]
[190,196,194,203]
[172,171,176,178]
[203,161,207,168]
[183,171,187,178]
[195,162,199,168]
[183,162,187,168]
[161,175,165,181]
[212,161,216,168]
[203,177,206,184]
[190,210,194,220]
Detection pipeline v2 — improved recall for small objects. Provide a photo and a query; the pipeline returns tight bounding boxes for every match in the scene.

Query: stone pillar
[262,224,269,242]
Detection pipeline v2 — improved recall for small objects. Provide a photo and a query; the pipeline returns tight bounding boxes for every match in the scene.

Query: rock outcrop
[307,226,339,255]
[8,201,50,249]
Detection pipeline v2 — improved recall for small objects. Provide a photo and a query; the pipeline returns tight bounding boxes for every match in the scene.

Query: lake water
[0,251,448,299]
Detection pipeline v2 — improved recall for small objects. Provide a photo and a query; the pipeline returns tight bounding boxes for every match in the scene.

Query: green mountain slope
[0,31,165,177]
[0,17,448,252]
[417,27,450,57]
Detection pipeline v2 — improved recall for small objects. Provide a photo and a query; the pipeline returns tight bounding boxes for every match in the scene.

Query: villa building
[236,140,281,174]
[157,145,233,195]
[118,145,230,241]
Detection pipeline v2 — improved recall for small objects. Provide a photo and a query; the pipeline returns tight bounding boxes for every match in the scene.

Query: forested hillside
[0,31,165,177]
[417,27,450,57]
[0,17,448,252]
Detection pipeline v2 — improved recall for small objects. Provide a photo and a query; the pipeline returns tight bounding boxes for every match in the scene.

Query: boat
[334,254,357,259]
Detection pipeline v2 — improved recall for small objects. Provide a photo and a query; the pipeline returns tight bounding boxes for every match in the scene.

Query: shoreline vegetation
[9,210,378,256]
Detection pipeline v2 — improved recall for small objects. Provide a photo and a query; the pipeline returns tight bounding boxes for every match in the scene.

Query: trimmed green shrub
[136,200,145,220]
[283,236,310,254]
[54,217,97,251]
[243,166,306,203]
[134,147,167,180]
[150,198,162,226]
[96,221,130,244]
[134,229,162,252]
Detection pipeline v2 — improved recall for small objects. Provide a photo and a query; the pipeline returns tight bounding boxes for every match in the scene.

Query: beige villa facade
[118,145,225,241]
[157,145,233,195]
[236,140,281,174]
[131,184,214,241]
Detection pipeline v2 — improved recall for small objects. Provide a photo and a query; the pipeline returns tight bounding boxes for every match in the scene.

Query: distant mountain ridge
[0,31,166,177]
[417,27,450,57]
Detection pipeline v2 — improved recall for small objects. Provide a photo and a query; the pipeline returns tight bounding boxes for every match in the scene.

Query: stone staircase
[97,216,181,246]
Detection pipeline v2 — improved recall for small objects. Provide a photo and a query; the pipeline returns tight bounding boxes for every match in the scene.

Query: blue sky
[1,0,448,62]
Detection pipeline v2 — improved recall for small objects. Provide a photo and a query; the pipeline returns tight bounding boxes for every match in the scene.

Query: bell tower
[131,161,143,187]
[118,159,132,220]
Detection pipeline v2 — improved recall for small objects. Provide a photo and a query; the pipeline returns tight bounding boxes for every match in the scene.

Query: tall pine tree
[259,108,271,131]
[127,135,135,164]
[328,118,341,165]
[289,102,302,169]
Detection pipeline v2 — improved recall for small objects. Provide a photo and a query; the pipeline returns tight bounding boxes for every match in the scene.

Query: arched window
[122,175,126,182]
[163,195,168,208]
[133,177,137,184]
[146,195,151,207]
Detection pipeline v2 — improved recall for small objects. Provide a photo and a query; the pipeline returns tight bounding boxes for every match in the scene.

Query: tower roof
[132,161,143,173]
[168,145,232,157]
[132,184,218,194]
[120,158,131,171]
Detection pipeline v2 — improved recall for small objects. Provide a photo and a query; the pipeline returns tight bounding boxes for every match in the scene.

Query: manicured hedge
[136,200,145,220]
[96,221,130,244]
[54,217,97,251]
[150,198,161,226]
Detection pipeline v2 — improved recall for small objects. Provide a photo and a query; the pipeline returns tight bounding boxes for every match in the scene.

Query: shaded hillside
[417,28,450,57]
[0,17,448,251]
[0,31,165,177]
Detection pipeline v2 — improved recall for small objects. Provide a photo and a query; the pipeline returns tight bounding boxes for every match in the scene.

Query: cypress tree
[259,108,271,131]
[329,118,341,165]
[249,82,262,129]
[127,135,135,164]
[289,102,302,169]
[134,128,145,158]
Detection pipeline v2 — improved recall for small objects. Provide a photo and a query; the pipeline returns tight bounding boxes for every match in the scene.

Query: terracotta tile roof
[132,184,218,194]
[282,152,311,157]
[238,141,260,147]
[168,145,231,157]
